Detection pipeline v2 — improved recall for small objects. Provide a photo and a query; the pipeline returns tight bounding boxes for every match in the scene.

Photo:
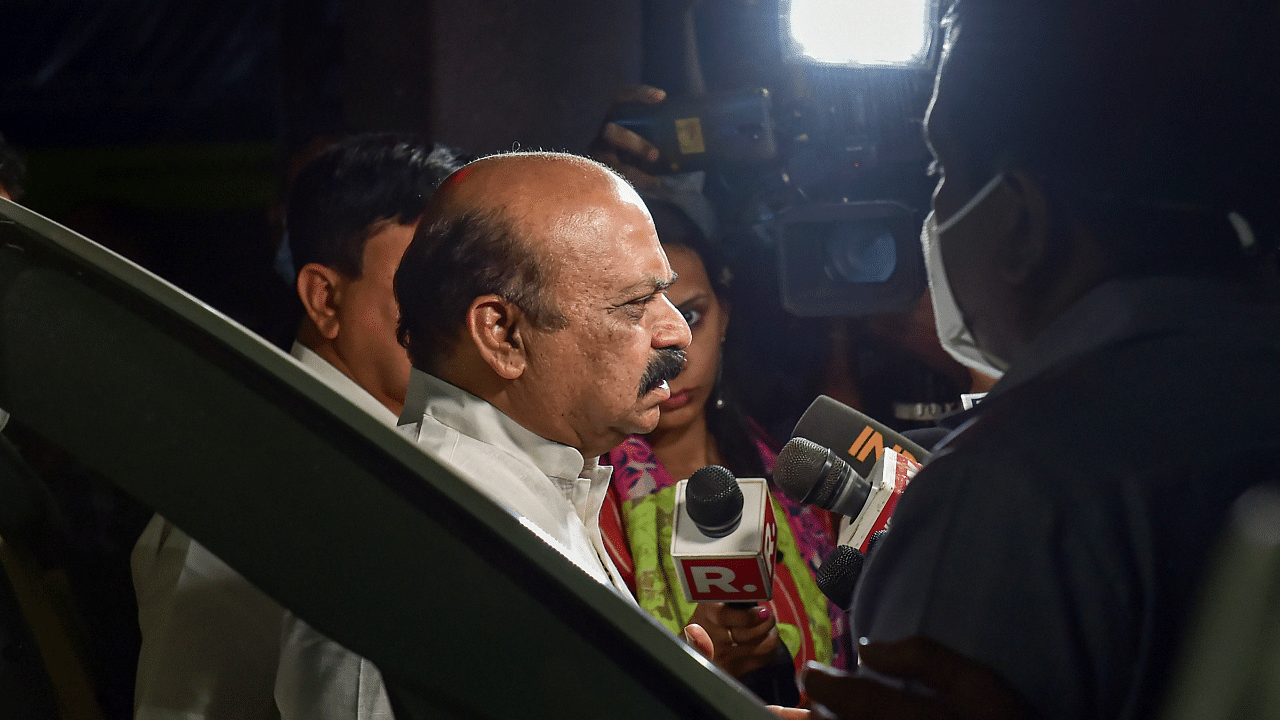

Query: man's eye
[681,307,703,327]
[622,296,655,318]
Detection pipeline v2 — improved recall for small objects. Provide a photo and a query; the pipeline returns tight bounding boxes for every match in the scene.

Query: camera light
[783,0,934,68]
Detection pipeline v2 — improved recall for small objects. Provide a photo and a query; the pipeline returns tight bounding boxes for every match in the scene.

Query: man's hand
[688,602,781,678]
[800,637,1036,720]
[589,84,666,192]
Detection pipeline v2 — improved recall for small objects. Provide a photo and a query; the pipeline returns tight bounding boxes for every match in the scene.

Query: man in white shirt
[132,134,460,720]
[392,151,692,588]
[273,151,699,715]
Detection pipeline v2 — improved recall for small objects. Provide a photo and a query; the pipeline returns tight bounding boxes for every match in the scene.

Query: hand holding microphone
[674,465,798,704]
[687,599,779,678]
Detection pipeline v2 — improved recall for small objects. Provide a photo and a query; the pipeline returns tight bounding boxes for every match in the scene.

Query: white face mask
[921,173,1009,380]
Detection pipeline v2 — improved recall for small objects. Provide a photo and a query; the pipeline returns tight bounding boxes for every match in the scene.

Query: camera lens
[823,221,897,283]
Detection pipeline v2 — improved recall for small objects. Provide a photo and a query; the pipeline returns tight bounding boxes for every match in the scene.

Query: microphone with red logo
[672,465,799,706]
[777,437,920,553]
[780,396,926,554]
[671,465,778,606]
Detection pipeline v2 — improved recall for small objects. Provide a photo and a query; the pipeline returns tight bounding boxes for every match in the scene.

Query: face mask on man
[921,173,1009,380]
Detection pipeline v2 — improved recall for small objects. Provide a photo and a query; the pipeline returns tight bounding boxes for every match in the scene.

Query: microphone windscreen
[686,465,742,538]
[776,437,833,504]
[777,437,871,517]
[815,544,865,610]
[865,529,889,556]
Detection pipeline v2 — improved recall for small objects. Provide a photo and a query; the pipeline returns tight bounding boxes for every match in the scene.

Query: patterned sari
[600,433,851,674]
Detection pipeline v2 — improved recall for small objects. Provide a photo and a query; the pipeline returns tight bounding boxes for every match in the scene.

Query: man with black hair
[798,2,1280,720]
[132,134,461,720]
[270,150,698,719]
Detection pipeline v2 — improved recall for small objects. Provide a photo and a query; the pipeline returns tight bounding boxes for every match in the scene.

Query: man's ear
[296,263,346,340]
[996,171,1053,286]
[466,294,528,380]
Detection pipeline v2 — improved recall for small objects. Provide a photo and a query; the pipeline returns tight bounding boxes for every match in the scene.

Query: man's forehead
[608,271,676,299]
[545,217,673,308]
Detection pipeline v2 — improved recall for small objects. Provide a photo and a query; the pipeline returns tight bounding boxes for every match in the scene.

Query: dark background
[0,0,953,436]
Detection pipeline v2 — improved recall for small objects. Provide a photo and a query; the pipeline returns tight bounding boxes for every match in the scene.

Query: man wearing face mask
[819,2,1280,720]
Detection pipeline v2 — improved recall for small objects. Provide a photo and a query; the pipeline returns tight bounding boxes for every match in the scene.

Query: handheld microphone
[815,544,864,611]
[791,396,931,480]
[815,529,890,612]
[675,468,799,706]
[778,438,919,553]
[671,465,778,604]
[776,437,872,517]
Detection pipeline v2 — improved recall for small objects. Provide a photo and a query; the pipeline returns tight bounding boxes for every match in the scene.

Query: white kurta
[132,342,394,720]
[395,369,631,596]
[273,371,637,715]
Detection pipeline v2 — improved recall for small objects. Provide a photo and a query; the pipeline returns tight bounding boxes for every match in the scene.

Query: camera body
[611,88,777,173]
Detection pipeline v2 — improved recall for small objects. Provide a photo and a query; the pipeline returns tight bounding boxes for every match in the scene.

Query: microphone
[815,529,890,612]
[815,544,864,611]
[685,465,743,538]
[776,437,872,517]
[777,438,920,553]
[671,465,778,604]
[675,466,799,706]
[791,396,931,480]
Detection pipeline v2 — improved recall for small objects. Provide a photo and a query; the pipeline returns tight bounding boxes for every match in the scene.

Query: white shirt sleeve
[274,613,393,720]
[132,515,284,720]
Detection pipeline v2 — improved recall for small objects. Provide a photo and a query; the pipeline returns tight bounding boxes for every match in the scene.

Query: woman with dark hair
[599,197,848,703]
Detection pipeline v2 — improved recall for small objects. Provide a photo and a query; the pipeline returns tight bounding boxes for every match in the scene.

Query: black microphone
[815,528,892,612]
[776,437,872,518]
[815,544,864,611]
[791,396,931,480]
[686,465,743,538]
[778,435,920,553]
[865,529,888,555]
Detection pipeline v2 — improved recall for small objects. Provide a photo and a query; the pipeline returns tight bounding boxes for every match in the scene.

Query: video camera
[608,0,942,318]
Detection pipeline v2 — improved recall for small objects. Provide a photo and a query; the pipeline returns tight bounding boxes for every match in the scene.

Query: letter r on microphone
[680,557,770,602]
[691,566,737,594]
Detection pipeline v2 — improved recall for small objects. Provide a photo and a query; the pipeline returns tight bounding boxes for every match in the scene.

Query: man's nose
[653,295,692,350]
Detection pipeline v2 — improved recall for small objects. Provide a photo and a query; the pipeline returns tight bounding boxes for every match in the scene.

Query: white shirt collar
[290,341,398,427]
[398,368,595,483]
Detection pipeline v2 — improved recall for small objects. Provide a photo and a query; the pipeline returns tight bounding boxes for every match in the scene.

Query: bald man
[394,153,691,567]
[274,152,694,716]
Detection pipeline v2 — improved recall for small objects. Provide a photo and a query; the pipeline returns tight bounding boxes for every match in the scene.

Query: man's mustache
[639,347,687,397]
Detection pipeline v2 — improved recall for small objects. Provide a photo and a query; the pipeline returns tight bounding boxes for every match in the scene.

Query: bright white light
[786,0,931,67]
